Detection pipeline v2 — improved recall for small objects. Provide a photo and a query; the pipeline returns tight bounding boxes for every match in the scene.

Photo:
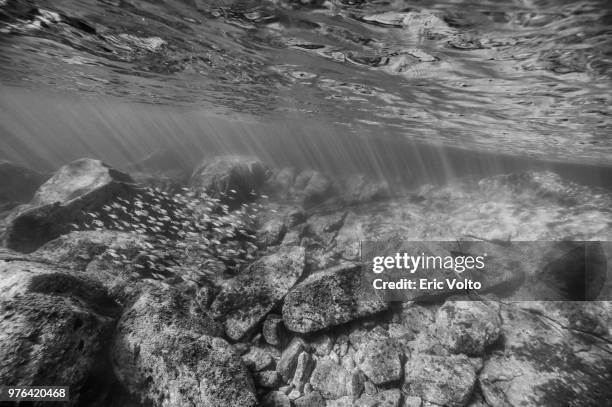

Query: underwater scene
[1,0,611,406]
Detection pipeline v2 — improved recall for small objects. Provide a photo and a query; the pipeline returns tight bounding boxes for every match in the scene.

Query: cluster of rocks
[1,154,611,407]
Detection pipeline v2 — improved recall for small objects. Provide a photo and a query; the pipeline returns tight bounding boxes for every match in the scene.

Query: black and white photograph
[0,0,611,406]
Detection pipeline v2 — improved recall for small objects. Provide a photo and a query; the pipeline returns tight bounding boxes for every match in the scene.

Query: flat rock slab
[283,263,387,333]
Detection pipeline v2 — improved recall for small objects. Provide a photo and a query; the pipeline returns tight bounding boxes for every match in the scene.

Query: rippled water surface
[1,0,612,163]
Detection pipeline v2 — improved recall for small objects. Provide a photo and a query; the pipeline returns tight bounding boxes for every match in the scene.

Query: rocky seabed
[0,155,611,407]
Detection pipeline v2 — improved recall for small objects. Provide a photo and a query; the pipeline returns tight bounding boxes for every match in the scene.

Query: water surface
[1,0,612,239]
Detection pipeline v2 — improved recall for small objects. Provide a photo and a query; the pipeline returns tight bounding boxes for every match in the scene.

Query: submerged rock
[403,354,478,407]
[277,337,306,382]
[309,359,353,400]
[263,313,287,346]
[191,155,268,208]
[434,300,501,356]
[479,303,612,407]
[241,346,274,372]
[255,370,281,388]
[0,259,119,406]
[355,389,402,407]
[2,158,134,253]
[211,246,306,340]
[283,263,387,333]
[290,351,315,392]
[354,336,403,385]
[111,286,257,407]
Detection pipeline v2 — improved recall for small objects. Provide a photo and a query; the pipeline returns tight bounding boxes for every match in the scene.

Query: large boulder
[479,303,612,407]
[211,246,306,340]
[190,155,268,208]
[0,160,46,211]
[282,264,387,333]
[111,286,257,407]
[2,158,134,253]
[0,257,119,406]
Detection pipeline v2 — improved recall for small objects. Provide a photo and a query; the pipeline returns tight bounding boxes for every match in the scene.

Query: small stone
[241,347,273,371]
[255,371,281,388]
[277,337,305,382]
[288,389,302,400]
[291,351,315,392]
[328,350,340,363]
[233,342,251,355]
[334,334,349,356]
[349,369,365,398]
[363,380,377,395]
[263,314,287,347]
[404,395,423,407]
[355,389,402,407]
[341,354,355,371]
[310,334,333,356]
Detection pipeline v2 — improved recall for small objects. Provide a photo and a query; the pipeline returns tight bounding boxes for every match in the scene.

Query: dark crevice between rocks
[76,334,144,407]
